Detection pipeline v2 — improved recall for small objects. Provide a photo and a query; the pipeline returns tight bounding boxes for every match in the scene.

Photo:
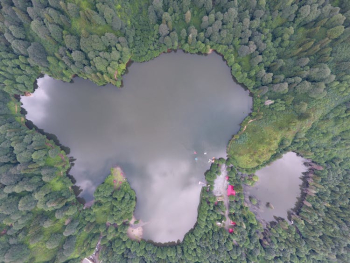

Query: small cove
[21,51,252,242]
[245,152,307,225]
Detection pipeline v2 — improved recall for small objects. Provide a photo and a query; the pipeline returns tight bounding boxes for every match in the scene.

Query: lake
[21,50,252,242]
[245,152,307,224]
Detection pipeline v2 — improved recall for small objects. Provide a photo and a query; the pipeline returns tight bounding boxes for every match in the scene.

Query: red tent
[229,228,234,233]
[230,221,237,226]
[227,185,236,196]
[225,176,229,180]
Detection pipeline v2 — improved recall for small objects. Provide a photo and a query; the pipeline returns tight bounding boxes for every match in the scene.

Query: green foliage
[327,25,344,39]
[27,42,49,68]
[46,233,62,249]
[0,0,350,262]
[4,244,30,262]
[92,169,135,225]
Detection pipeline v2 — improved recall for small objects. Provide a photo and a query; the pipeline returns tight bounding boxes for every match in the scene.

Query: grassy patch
[272,16,287,29]
[71,18,117,36]
[228,98,328,169]
[228,111,303,169]
[27,214,66,262]
[7,100,18,115]
[111,167,126,184]
[49,177,65,191]
[45,155,64,167]
[237,54,251,72]
[228,119,282,168]
[191,16,201,30]
[74,0,94,10]
[72,231,95,258]
[95,209,108,225]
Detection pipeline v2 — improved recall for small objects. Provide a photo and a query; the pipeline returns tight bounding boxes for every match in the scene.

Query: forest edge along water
[244,152,314,227]
[1,0,349,261]
[21,51,252,243]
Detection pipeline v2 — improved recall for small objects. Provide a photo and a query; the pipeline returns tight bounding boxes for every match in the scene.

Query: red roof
[227,185,236,196]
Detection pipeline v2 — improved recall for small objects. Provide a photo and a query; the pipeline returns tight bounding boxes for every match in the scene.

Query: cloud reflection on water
[21,51,252,242]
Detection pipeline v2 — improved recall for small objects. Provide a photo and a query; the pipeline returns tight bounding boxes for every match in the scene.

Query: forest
[1,0,350,262]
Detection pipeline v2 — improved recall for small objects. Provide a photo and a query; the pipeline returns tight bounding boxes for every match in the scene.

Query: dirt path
[114,70,118,80]
[58,153,66,162]
[221,165,231,230]
[213,165,230,229]
[223,197,230,229]
[241,119,256,133]
[228,118,257,151]
[83,235,102,263]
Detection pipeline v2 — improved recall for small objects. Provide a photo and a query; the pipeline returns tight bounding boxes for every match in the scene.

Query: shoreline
[127,216,144,241]
[244,156,320,228]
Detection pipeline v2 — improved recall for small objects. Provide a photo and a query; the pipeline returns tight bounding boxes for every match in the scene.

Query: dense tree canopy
[0,0,350,262]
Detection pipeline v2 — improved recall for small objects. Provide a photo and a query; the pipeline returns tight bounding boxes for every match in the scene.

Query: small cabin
[227,185,236,196]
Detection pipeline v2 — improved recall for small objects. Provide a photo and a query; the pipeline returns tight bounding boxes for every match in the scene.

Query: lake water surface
[245,152,307,223]
[21,51,252,242]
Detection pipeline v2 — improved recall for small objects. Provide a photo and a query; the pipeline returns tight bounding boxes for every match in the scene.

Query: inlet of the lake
[245,152,307,224]
[21,51,252,242]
